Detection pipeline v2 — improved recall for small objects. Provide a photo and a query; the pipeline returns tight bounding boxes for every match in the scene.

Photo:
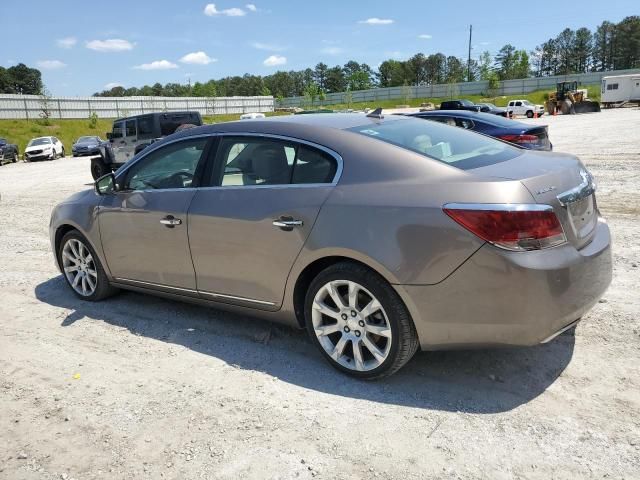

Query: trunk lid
[470,151,598,249]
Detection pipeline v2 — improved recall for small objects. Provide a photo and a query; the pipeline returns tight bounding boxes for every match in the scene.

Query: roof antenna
[366,107,384,119]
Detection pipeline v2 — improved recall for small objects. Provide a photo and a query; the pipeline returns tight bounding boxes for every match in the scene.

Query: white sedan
[24,136,65,161]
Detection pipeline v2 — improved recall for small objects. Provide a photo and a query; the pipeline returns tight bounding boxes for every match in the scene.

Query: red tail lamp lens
[443,206,567,251]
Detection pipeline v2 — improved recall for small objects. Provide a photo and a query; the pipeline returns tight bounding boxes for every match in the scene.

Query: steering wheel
[164,170,194,188]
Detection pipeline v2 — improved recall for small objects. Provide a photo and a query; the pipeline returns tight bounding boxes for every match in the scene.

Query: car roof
[114,110,200,122]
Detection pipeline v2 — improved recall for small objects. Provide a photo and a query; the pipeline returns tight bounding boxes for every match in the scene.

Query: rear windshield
[160,113,203,136]
[347,118,522,170]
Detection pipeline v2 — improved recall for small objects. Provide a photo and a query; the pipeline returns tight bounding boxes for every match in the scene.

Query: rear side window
[348,118,522,170]
[125,120,136,137]
[112,121,124,138]
[160,113,202,136]
[138,116,154,136]
[218,137,296,186]
[292,146,337,184]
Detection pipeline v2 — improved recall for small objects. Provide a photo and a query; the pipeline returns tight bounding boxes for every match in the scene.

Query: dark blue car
[407,110,552,151]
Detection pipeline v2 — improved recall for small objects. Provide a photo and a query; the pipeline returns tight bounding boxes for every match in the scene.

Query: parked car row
[406,110,552,151]
[440,98,546,118]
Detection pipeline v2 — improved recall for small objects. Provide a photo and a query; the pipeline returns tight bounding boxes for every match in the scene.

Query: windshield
[0,138,6,144]
[459,99,474,106]
[348,118,522,170]
[522,100,533,105]
[483,103,497,108]
[28,138,51,146]
[78,136,98,143]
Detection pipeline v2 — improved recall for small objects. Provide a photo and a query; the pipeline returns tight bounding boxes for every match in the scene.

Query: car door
[188,135,340,309]
[98,136,212,292]
[110,121,126,164]
[121,119,137,164]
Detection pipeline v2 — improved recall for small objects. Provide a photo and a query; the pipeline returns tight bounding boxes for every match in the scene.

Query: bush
[88,112,98,129]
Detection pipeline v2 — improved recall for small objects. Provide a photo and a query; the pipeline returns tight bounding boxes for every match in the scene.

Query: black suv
[439,99,481,112]
[91,111,203,180]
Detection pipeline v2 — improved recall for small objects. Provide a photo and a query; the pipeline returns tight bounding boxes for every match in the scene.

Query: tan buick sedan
[50,113,612,378]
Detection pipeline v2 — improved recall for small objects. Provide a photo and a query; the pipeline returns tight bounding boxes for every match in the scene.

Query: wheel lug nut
[351,310,357,317]
[354,330,361,337]
[341,314,348,320]
[344,326,350,333]
[358,320,365,327]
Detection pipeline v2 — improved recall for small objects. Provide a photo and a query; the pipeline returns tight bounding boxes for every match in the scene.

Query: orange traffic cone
[534,110,538,119]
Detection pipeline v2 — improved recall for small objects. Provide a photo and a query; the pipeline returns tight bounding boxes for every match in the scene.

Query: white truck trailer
[601,74,640,107]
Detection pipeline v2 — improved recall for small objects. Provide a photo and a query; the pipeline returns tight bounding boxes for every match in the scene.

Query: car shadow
[35,276,575,414]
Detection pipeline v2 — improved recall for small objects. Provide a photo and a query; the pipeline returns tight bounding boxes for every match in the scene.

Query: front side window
[124,138,208,190]
[348,117,522,170]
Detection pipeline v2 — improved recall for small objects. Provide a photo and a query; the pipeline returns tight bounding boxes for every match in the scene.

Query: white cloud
[37,60,67,70]
[320,47,343,55]
[134,60,178,70]
[263,55,286,67]
[86,39,134,52]
[358,18,393,25]
[251,42,285,51]
[180,51,217,65]
[57,37,77,49]
[418,34,432,39]
[104,82,124,89]
[204,4,246,16]
[246,3,257,11]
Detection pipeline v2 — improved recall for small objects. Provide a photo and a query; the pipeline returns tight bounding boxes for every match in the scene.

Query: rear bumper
[395,218,612,349]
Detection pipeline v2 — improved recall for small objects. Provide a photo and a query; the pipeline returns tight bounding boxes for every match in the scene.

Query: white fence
[0,95,274,120]
[279,68,640,107]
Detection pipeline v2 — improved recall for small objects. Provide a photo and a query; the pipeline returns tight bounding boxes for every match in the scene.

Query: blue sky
[1,0,637,96]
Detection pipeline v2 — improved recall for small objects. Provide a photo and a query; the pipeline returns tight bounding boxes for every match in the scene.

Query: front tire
[91,156,109,180]
[60,147,65,158]
[304,262,419,379]
[58,230,118,301]
[526,110,534,118]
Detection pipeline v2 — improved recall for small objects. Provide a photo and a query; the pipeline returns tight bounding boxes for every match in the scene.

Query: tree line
[0,64,44,95]
[1,17,637,100]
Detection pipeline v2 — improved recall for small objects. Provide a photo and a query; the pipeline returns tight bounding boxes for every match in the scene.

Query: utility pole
[467,24,473,82]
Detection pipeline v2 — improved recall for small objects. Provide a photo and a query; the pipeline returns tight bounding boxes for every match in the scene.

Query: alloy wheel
[61,238,98,297]
[311,280,392,372]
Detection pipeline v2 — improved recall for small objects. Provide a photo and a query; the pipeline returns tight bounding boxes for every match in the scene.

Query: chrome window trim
[114,277,276,306]
[113,131,343,190]
[216,132,344,187]
[443,203,554,212]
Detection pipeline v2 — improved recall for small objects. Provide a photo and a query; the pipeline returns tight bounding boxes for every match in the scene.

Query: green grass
[0,111,288,155]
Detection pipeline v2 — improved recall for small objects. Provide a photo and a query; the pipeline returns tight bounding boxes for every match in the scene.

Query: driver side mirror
[95,172,116,195]
[106,132,113,140]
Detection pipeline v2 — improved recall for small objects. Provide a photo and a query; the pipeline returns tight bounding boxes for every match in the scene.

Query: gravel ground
[1,108,639,480]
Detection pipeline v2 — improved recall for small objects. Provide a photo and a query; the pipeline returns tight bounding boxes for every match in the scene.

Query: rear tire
[304,262,419,379]
[61,147,65,158]
[58,230,118,301]
[12,151,18,163]
[91,156,109,180]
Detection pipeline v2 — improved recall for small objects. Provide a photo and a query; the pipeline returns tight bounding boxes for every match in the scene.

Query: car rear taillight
[499,134,539,145]
[443,204,567,251]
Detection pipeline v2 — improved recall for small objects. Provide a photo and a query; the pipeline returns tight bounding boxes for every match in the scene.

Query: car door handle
[160,215,182,228]
[272,218,303,230]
